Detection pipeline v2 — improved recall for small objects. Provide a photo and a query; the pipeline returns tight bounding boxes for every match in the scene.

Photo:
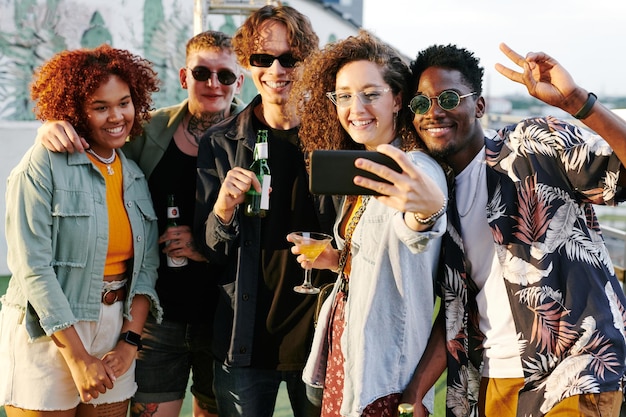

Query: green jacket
[123,98,246,178]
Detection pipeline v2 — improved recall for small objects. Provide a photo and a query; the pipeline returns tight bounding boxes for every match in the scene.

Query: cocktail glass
[289,231,333,294]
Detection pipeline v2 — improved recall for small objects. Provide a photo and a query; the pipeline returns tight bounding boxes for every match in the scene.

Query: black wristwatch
[118,330,143,351]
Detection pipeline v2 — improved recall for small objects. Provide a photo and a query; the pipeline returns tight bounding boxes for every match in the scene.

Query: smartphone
[309,150,401,195]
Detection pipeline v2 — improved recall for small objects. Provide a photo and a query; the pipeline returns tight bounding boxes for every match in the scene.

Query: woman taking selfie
[289,31,447,417]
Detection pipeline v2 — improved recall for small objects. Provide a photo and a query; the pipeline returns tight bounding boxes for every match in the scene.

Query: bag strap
[312,195,370,327]
[335,195,370,299]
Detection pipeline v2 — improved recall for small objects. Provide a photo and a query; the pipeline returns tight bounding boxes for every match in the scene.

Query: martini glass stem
[302,267,314,290]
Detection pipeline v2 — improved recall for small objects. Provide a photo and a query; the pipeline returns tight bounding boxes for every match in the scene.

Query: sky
[361,0,626,98]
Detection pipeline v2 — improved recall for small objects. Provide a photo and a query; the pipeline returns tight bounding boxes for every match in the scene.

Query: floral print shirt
[440,116,626,416]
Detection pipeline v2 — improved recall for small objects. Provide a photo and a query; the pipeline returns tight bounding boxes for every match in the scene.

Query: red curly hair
[30,44,159,141]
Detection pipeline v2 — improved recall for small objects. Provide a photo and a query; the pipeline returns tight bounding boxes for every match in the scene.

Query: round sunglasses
[408,90,476,114]
[249,53,299,68]
[187,66,237,85]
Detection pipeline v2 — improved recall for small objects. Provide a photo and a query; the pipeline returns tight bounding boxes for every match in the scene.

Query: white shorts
[0,302,137,410]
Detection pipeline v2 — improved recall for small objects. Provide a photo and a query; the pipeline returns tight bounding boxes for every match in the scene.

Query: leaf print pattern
[540,203,579,254]
[502,251,552,285]
[528,299,576,355]
[446,365,480,417]
[486,181,506,224]
[441,117,626,417]
[603,171,619,203]
[604,282,626,344]
[536,355,596,414]
[512,175,551,247]
[585,332,621,380]
[562,228,612,270]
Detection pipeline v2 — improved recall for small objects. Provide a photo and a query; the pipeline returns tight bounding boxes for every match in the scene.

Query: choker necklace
[87,148,116,175]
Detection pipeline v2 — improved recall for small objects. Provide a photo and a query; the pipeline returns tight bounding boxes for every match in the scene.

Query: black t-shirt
[248,117,336,369]
[148,139,218,324]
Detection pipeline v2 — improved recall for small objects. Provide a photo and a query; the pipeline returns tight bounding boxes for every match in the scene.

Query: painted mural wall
[0,0,359,275]
[0,0,358,121]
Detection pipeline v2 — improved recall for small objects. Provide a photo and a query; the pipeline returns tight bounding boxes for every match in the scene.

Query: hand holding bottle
[213,129,272,223]
[159,225,206,263]
[165,194,188,267]
[213,167,263,224]
[244,130,271,217]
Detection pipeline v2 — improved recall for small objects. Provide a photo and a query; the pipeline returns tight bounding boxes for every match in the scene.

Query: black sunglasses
[249,53,299,68]
[187,66,237,85]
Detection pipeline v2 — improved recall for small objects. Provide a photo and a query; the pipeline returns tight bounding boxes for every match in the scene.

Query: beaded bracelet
[573,92,597,120]
[413,196,448,226]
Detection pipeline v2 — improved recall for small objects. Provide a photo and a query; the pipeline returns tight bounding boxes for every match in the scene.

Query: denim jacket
[303,149,446,416]
[2,144,162,339]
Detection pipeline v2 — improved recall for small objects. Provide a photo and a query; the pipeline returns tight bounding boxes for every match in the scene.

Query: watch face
[125,331,140,343]
[120,331,142,349]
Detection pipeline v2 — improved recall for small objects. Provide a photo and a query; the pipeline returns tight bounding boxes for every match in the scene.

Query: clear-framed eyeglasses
[326,88,391,107]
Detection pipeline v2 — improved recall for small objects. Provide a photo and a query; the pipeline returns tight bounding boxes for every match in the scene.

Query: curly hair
[232,4,319,68]
[409,44,484,98]
[186,30,234,64]
[293,30,420,153]
[30,44,159,141]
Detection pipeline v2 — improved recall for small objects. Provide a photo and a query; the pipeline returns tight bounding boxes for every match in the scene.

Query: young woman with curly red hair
[0,44,162,417]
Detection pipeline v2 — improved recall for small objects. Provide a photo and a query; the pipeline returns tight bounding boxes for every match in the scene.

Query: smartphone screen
[309,150,401,195]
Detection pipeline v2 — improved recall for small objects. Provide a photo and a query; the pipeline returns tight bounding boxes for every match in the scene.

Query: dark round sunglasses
[249,53,298,68]
[408,90,476,114]
[187,66,237,85]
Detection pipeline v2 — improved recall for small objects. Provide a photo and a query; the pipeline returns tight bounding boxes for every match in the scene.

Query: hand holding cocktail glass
[288,231,334,294]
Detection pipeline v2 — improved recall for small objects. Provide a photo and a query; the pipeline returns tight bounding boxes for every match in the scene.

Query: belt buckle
[102,289,119,305]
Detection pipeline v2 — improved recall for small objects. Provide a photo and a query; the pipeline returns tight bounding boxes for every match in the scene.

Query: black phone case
[309,150,401,195]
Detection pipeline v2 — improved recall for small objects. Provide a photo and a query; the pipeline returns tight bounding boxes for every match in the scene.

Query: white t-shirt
[456,148,523,378]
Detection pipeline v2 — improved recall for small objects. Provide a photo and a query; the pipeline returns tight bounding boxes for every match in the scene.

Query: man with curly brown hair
[194,5,337,417]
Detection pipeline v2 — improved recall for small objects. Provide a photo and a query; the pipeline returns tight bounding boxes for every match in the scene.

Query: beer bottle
[398,403,414,417]
[244,130,271,217]
[166,194,188,267]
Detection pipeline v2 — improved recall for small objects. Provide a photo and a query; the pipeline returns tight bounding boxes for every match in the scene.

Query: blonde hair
[186,30,234,65]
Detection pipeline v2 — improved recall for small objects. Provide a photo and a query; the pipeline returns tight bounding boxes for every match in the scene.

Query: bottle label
[167,206,180,219]
[260,174,271,210]
[255,142,268,159]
